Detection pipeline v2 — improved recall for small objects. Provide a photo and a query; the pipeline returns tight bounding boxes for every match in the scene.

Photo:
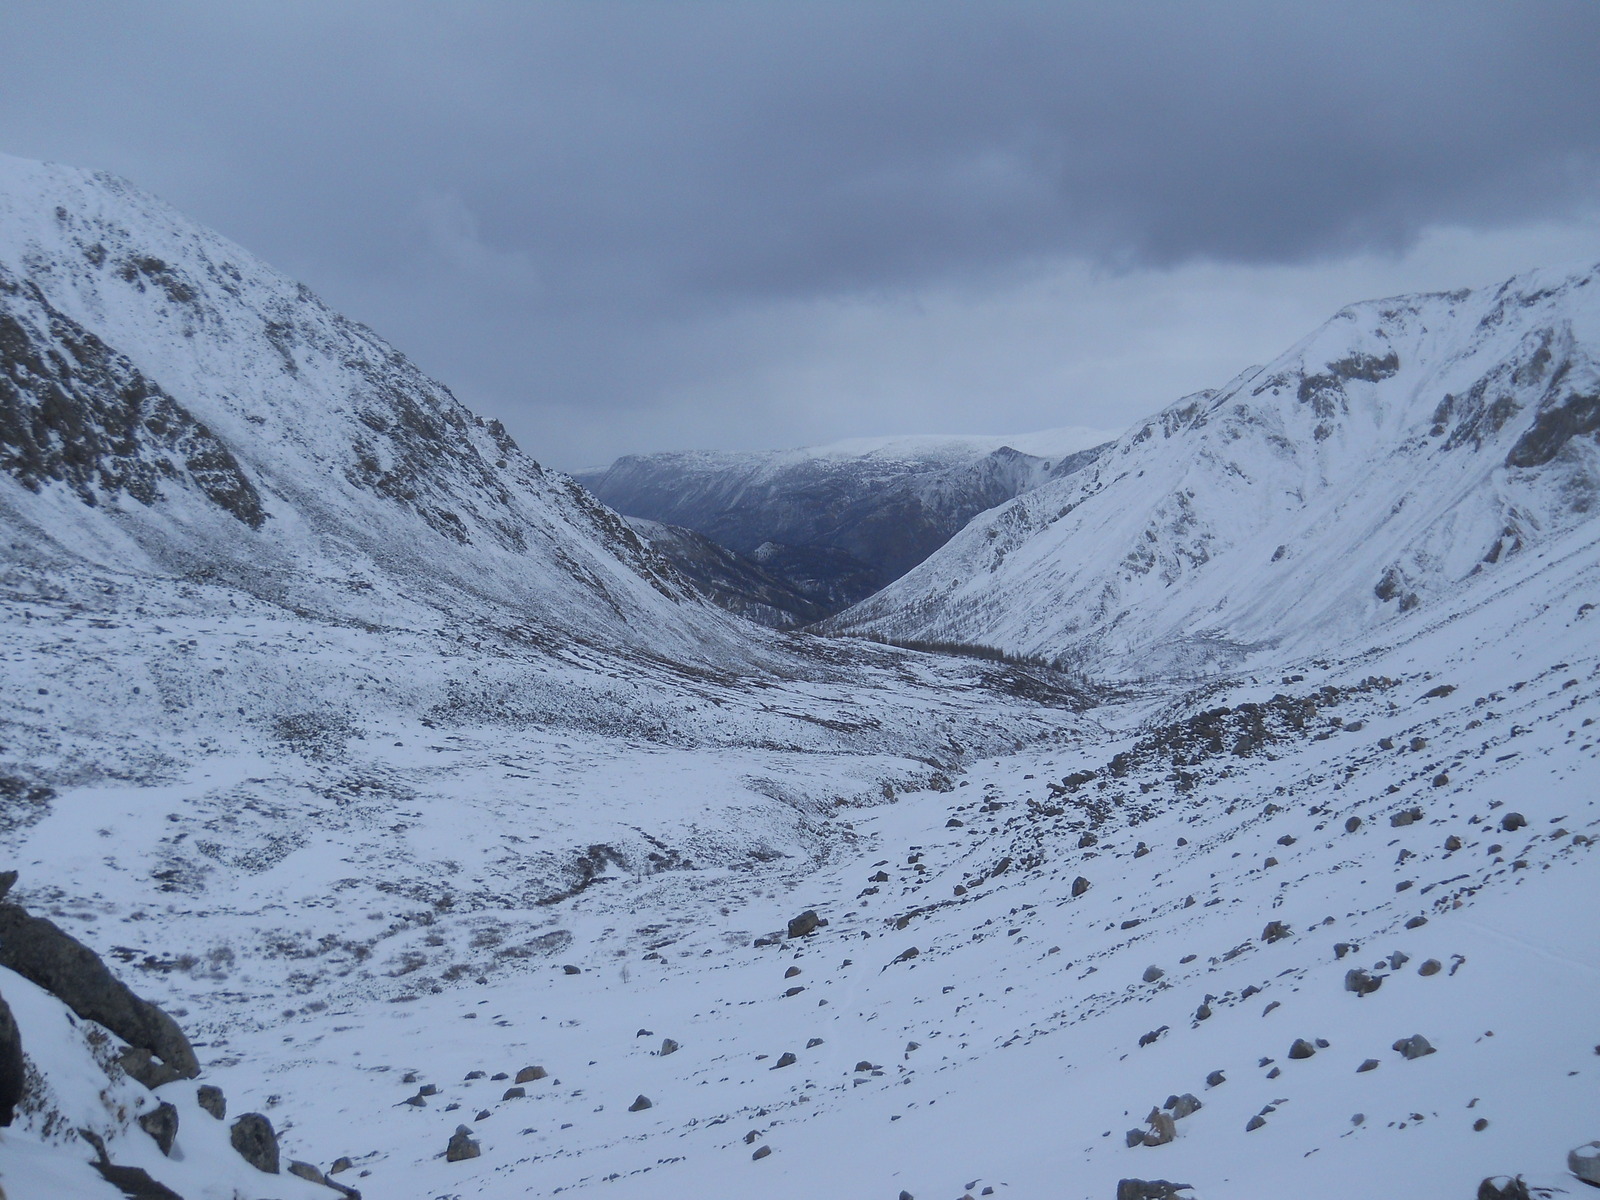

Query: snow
[825,262,1600,681]
[1,155,1595,1199]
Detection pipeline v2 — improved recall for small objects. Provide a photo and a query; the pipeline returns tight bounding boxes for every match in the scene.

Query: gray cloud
[2,1,1598,465]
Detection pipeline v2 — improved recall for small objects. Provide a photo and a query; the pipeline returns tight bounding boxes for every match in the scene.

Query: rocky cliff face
[825,263,1600,680]
[577,431,1110,618]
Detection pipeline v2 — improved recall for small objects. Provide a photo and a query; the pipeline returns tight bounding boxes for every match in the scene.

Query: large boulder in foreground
[0,881,198,1079]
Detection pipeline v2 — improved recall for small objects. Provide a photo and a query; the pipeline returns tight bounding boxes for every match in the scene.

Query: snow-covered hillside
[825,264,1600,680]
[577,429,1113,617]
[0,153,743,662]
[2,153,1596,1200]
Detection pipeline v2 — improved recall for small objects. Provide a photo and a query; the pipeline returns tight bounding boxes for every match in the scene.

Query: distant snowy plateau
[0,154,1595,1200]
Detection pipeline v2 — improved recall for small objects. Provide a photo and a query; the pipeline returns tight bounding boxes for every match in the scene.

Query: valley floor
[4,533,1599,1200]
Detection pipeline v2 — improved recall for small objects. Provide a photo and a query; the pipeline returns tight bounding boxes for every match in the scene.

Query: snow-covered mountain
[576,429,1113,618]
[825,264,1600,680]
[2,152,1596,1200]
[0,154,750,664]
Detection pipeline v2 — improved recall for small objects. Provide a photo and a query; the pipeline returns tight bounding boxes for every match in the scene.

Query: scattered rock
[1141,1109,1176,1147]
[1477,1177,1531,1200]
[1393,1034,1436,1060]
[1245,1114,1266,1131]
[784,966,801,978]
[91,1162,186,1200]
[289,1161,329,1186]
[1288,1038,1316,1059]
[752,1145,771,1160]
[1345,816,1362,833]
[1116,1181,1194,1200]
[1500,812,1528,832]
[787,910,821,939]
[1474,1118,1489,1132]
[562,964,582,975]
[1445,835,1463,851]
[1344,968,1382,996]
[1072,876,1091,897]
[197,1083,226,1120]
[138,1101,179,1155]
[1205,1070,1225,1088]
[629,1094,653,1111]
[330,1157,354,1174]
[1390,807,1424,827]
[893,947,920,963]
[446,1125,480,1162]
[1418,959,1442,976]
[1142,965,1165,983]
[1357,1059,1379,1073]
[1569,1141,1600,1186]
[1405,916,1429,929]
[118,1047,185,1090]
[230,1112,280,1174]
[1261,920,1291,943]
[773,1052,797,1069]
[1167,1093,1202,1119]
[501,1087,525,1101]
[517,1065,548,1082]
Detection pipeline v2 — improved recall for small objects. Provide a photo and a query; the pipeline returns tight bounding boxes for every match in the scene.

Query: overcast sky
[3,2,1599,468]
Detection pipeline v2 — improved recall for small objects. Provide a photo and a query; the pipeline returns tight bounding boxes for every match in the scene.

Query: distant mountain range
[575,429,1112,624]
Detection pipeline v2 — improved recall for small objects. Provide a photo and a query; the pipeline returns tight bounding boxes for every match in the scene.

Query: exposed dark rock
[1287,1038,1316,1060]
[119,1048,186,1090]
[629,1094,653,1111]
[1167,1093,1202,1119]
[1116,1181,1193,1200]
[773,1052,797,1069]
[501,1086,525,1101]
[289,1160,329,1186]
[91,1162,187,1200]
[1205,1070,1225,1088]
[230,1112,280,1173]
[1261,920,1291,943]
[1345,816,1362,832]
[446,1125,480,1162]
[1142,965,1165,983]
[1344,968,1382,996]
[1393,1034,1436,1060]
[752,1144,771,1160]
[1568,1140,1600,1186]
[1477,1177,1532,1200]
[1418,959,1443,976]
[787,910,821,939]
[138,1101,179,1156]
[1500,812,1528,832]
[0,896,198,1078]
[515,1065,547,1082]
[1357,1058,1380,1073]
[0,988,22,1126]
[1072,876,1092,897]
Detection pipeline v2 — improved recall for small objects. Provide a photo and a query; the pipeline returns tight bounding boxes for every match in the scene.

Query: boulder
[1569,1141,1600,1186]
[1477,1178,1531,1200]
[0,898,198,1078]
[289,1160,329,1185]
[1205,1070,1225,1088]
[1344,968,1382,996]
[118,1047,186,1091]
[0,988,23,1126]
[230,1112,280,1173]
[501,1086,525,1101]
[1142,965,1165,983]
[1500,812,1528,832]
[786,910,820,939]
[196,1084,225,1120]
[1141,1109,1176,1146]
[752,1144,772,1160]
[1116,1182,1193,1200]
[629,1094,653,1111]
[137,1101,179,1156]
[1261,921,1291,943]
[1167,1093,1202,1119]
[446,1125,480,1162]
[1072,876,1092,897]
[1392,1034,1436,1060]
[1288,1039,1316,1060]
[515,1064,547,1082]
[91,1162,186,1199]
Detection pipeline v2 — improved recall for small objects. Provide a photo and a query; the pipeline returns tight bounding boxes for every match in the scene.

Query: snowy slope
[624,517,832,628]
[0,153,745,662]
[826,264,1600,680]
[577,428,1113,616]
[9,504,1593,1200]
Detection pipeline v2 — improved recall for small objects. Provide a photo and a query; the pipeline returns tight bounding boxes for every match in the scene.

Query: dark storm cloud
[2,1,1598,464]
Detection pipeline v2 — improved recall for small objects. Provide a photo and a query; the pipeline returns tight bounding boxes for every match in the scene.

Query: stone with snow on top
[1568,1141,1600,1186]
[1477,1177,1531,1200]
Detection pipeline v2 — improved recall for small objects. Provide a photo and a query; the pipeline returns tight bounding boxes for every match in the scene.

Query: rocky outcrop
[0,890,198,1078]
[0,986,22,1125]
